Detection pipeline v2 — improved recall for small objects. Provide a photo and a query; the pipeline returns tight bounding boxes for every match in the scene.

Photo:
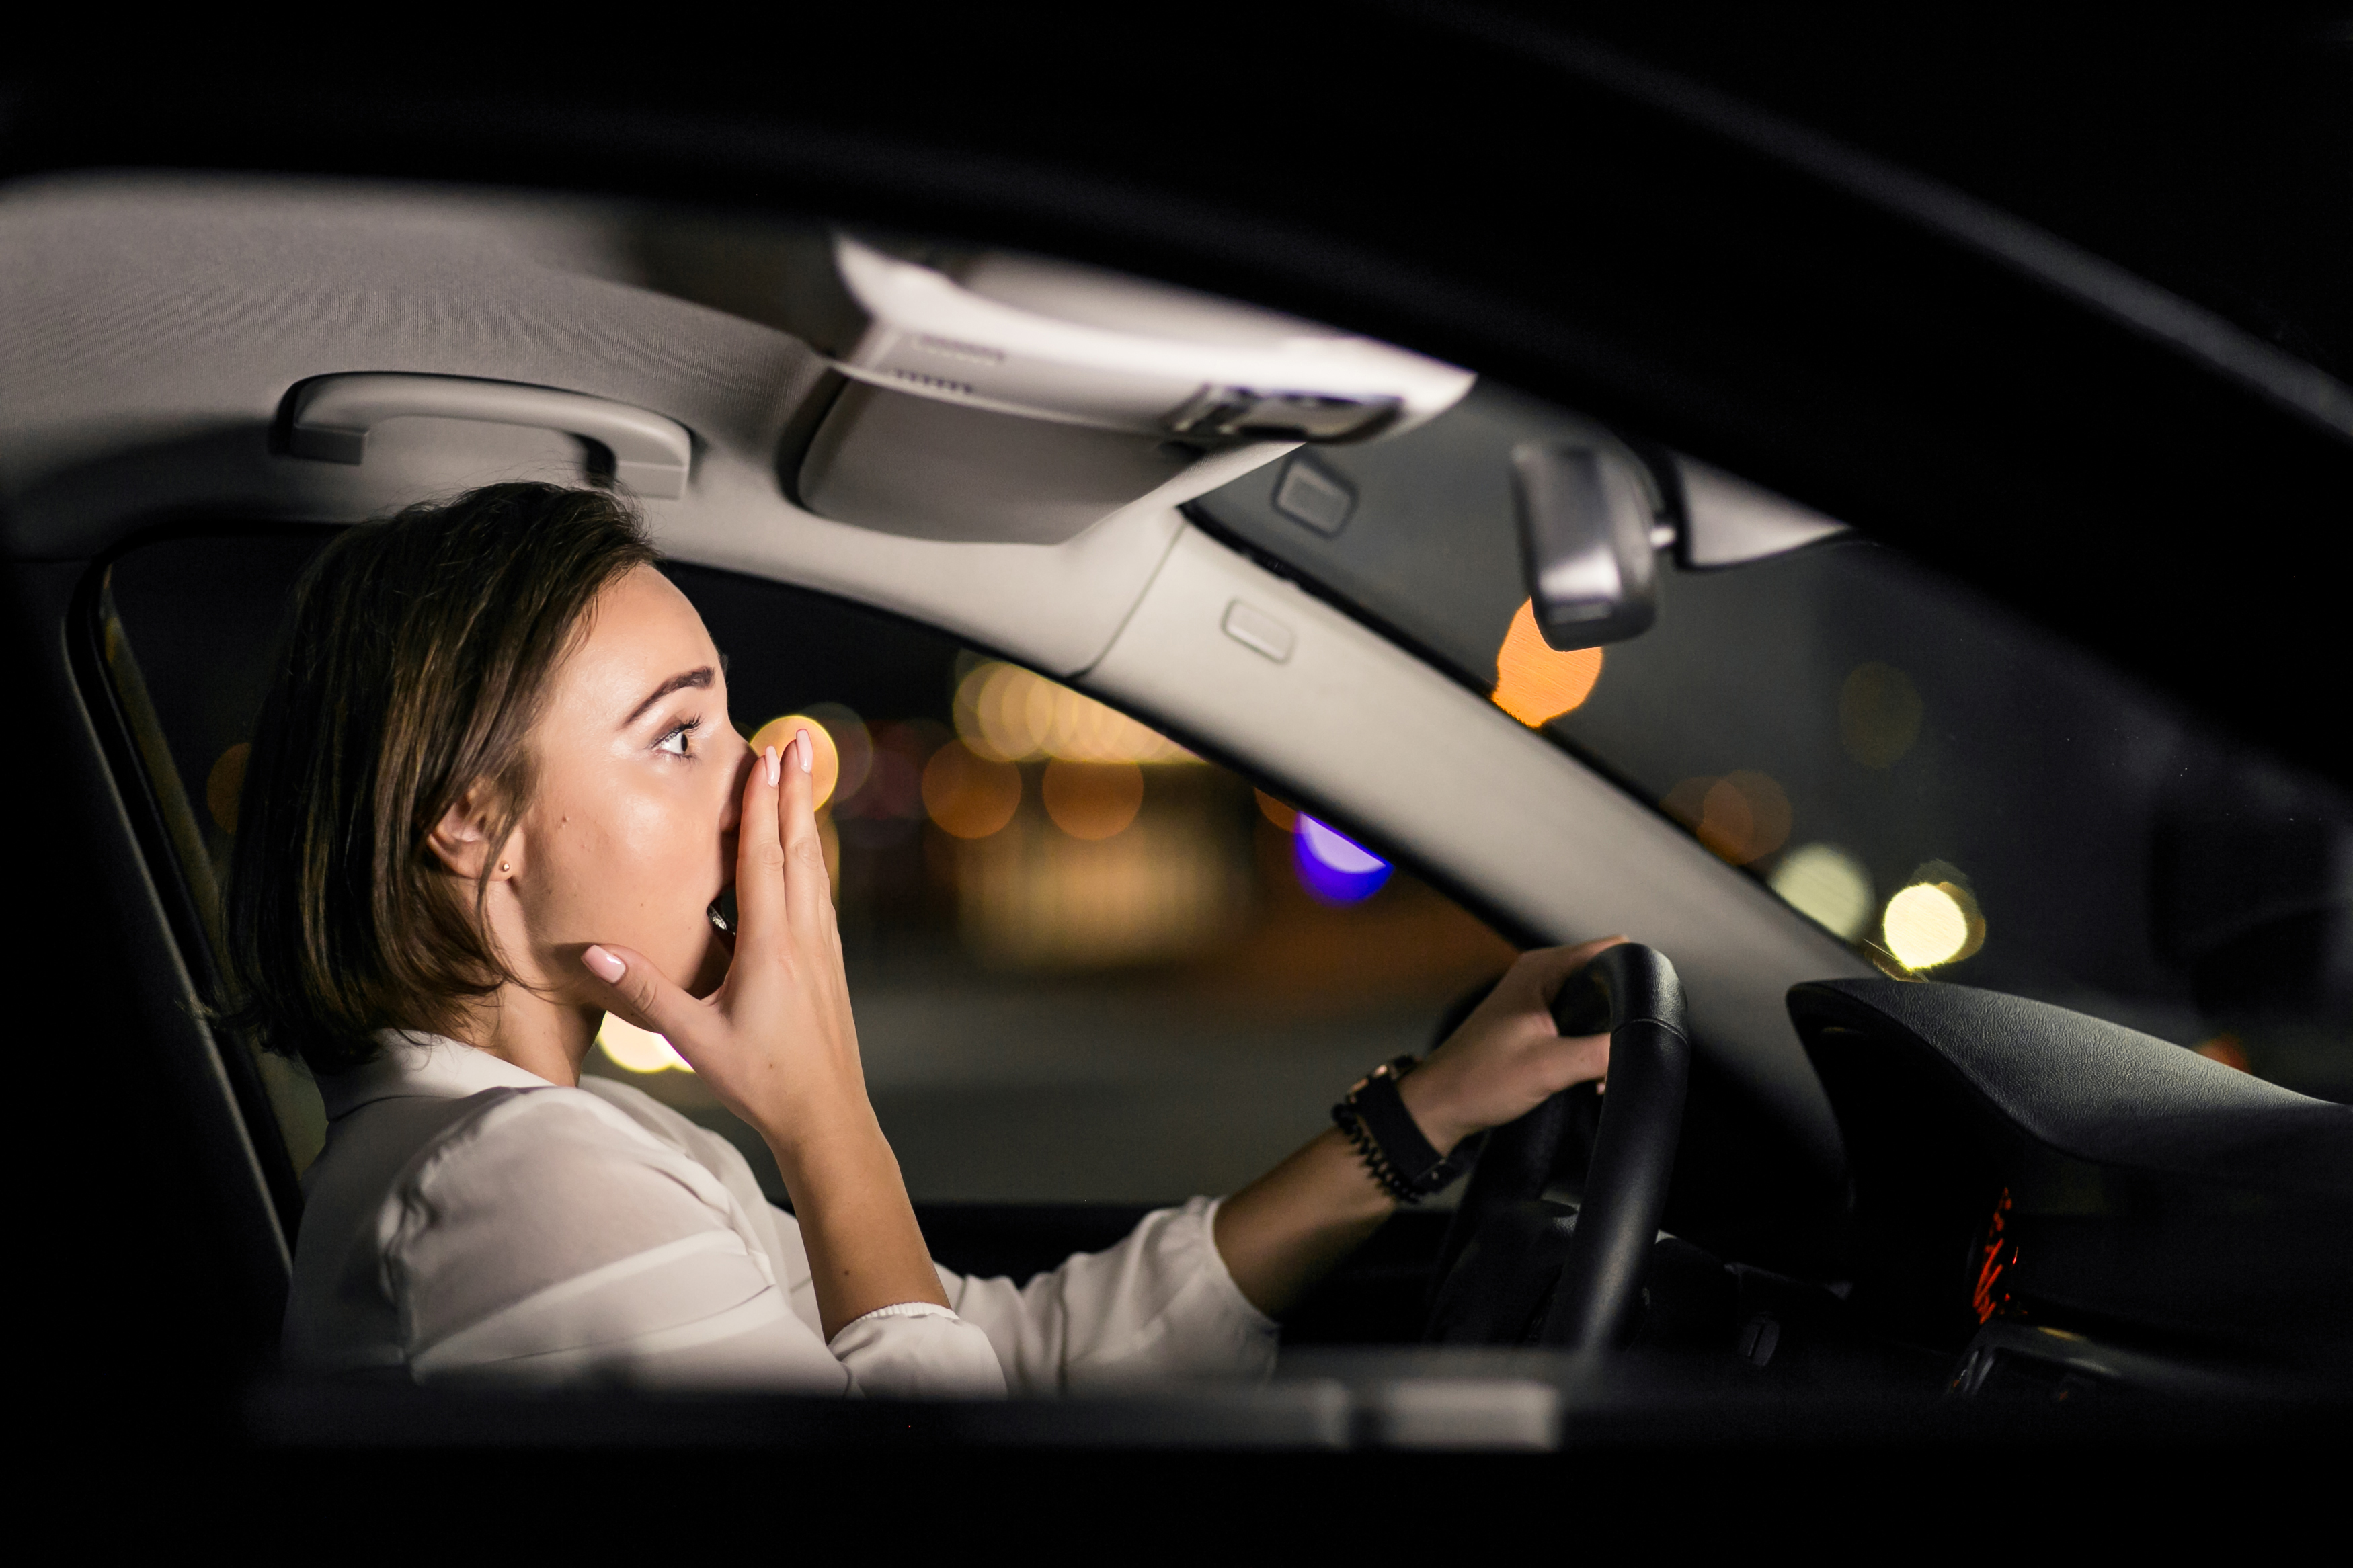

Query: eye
[655,718,701,757]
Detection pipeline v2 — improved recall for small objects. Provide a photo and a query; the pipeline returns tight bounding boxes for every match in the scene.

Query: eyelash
[655,717,702,757]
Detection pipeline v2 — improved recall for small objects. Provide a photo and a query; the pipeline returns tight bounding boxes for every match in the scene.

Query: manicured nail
[582,944,625,983]
[764,745,780,786]
[797,728,813,773]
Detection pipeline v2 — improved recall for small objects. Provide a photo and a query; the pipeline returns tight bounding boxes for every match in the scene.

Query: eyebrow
[623,666,714,727]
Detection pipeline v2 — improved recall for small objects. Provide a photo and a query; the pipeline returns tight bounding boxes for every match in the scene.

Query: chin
[687,923,733,998]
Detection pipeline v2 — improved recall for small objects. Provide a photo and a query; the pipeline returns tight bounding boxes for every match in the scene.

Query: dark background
[8,5,2348,1473]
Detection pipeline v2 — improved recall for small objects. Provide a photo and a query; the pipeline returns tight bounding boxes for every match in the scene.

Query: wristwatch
[1332,1055,1464,1204]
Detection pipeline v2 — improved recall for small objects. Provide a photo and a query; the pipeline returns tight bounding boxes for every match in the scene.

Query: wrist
[760,1098,887,1184]
[1396,1065,1474,1155]
[1333,1056,1468,1206]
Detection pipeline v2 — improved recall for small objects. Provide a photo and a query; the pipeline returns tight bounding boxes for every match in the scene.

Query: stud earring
[498,861,510,873]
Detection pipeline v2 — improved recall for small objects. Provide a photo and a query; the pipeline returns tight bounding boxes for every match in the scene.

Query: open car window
[97,529,1517,1203]
[1192,384,2353,1101]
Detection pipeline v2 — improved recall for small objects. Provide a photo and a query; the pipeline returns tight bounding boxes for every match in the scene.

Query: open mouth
[707,886,739,938]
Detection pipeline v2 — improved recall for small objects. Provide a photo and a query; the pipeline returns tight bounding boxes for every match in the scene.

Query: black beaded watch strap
[1332,1055,1463,1204]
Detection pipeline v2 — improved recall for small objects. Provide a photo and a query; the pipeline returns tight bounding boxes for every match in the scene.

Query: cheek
[530,776,718,918]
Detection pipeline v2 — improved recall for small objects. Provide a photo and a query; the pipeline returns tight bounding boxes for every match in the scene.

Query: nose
[717,720,753,833]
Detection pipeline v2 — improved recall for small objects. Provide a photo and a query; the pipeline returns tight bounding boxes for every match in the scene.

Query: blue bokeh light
[1294,815,1392,904]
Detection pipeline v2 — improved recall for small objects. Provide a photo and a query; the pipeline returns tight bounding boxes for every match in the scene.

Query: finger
[733,742,787,942]
[778,727,832,927]
[581,942,708,1057]
[1527,934,1630,1011]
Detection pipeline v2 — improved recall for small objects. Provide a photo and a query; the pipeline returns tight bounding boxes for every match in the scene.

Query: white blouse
[285,1032,1279,1397]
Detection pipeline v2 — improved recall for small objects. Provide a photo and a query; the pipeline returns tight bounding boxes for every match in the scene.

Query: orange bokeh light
[922,739,1023,839]
[208,741,250,834]
[1492,600,1603,727]
[1661,770,1792,865]
[1254,789,1300,833]
[748,714,842,810]
[1043,759,1144,840]
[2194,1034,2251,1073]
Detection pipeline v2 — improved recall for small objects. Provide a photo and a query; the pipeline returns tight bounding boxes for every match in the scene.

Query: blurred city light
[1770,842,1874,939]
[837,718,939,837]
[599,1014,692,1074]
[748,712,843,809]
[958,792,1246,968]
[1043,757,1145,839]
[1840,663,1923,769]
[2194,1034,2251,1072]
[1255,789,1300,833]
[955,661,1195,764]
[1883,879,1985,970]
[922,739,1023,839]
[1661,770,1792,864]
[805,702,873,800]
[1295,816,1392,903]
[207,741,249,834]
[1492,599,1603,727]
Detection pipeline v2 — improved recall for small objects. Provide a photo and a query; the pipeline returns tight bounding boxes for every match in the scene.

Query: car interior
[9,167,2349,1456]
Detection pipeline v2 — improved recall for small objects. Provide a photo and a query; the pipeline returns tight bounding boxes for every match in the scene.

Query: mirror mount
[1513,434,1852,652]
[1511,440,1663,651]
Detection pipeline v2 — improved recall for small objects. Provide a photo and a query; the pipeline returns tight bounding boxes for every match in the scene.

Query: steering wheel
[1424,944,1691,1349]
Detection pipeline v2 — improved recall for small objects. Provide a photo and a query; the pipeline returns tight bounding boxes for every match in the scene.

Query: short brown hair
[221,483,657,1074]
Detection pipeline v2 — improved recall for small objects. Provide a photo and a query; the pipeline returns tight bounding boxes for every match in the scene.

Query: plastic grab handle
[1539,942,1691,1352]
[287,374,692,499]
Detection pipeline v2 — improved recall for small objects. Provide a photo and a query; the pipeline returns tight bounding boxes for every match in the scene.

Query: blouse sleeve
[387,1089,1002,1397]
[936,1196,1281,1395]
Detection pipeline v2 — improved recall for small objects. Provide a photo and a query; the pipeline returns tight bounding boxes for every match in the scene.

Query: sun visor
[790,234,1474,544]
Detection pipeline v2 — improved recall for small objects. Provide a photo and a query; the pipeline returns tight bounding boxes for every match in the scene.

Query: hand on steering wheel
[1425,941,1693,1352]
[1400,936,1627,1155]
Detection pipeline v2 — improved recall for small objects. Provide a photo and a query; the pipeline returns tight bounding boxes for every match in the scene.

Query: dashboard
[1788,980,2353,1398]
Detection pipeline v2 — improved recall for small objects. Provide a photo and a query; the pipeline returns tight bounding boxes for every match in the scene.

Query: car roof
[9,15,2350,790]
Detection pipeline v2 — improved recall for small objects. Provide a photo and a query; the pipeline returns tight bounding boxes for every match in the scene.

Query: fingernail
[764,745,780,786]
[797,728,813,773]
[582,944,625,983]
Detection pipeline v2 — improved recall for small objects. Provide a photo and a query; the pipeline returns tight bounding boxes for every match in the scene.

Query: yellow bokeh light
[599,1014,692,1073]
[748,714,842,809]
[1882,882,1985,971]
[1840,663,1923,770]
[953,661,1195,764]
[1493,600,1603,727]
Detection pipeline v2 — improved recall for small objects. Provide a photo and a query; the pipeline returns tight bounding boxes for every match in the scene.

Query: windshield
[1191,383,2353,1102]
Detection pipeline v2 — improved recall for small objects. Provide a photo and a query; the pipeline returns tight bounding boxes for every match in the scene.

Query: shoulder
[572,1075,774,1210]
[381,1085,764,1314]
[573,1075,729,1162]
[395,1083,737,1227]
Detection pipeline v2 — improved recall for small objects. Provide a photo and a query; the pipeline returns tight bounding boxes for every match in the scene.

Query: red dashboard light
[1972,1187,2019,1325]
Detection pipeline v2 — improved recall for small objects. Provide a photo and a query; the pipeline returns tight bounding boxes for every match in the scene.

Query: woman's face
[497,564,750,1000]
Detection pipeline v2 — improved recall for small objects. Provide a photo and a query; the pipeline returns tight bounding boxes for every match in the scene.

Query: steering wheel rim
[1425,943,1692,1350]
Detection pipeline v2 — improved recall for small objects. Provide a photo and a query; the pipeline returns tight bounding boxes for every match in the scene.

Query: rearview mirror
[1511,441,1663,650]
[1513,440,1853,651]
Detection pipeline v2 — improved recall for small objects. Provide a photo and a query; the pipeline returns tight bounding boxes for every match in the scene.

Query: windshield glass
[1191,383,2353,1102]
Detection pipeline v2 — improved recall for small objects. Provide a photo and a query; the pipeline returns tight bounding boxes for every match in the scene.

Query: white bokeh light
[1769,843,1874,940]
[598,1014,692,1074]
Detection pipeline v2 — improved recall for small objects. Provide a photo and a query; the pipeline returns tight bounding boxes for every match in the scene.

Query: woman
[229,481,1619,1395]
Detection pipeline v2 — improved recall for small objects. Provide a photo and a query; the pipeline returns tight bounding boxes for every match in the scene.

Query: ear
[426,783,512,880]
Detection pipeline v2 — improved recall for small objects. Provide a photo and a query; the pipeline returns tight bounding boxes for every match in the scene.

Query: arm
[1213,937,1624,1317]
[583,731,947,1341]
